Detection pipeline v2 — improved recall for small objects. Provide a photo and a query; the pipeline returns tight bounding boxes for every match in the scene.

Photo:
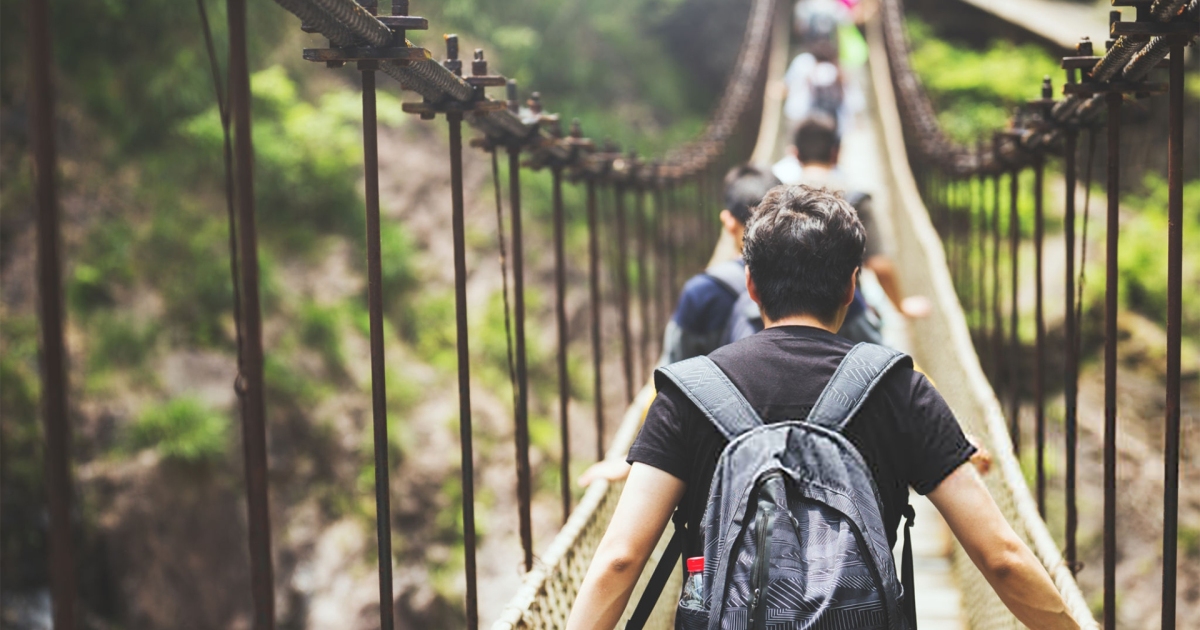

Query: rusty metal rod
[586,180,605,463]
[29,0,77,626]
[360,63,395,630]
[228,0,276,627]
[652,185,667,356]
[508,145,532,572]
[992,172,1003,385]
[552,166,571,523]
[1009,167,1021,455]
[614,183,634,403]
[1063,127,1079,570]
[1103,91,1121,630]
[447,112,479,630]
[635,186,650,382]
[667,182,679,300]
[975,170,987,337]
[1162,42,1184,630]
[1033,153,1046,517]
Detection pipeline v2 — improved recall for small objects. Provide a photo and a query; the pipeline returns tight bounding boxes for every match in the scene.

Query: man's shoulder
[674,272,740,333]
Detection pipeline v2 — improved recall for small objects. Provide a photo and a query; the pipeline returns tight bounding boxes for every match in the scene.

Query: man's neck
[800,161,835,177]
[762,313,839,334]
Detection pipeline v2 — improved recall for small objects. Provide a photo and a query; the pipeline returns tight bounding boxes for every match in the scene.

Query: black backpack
[702,259,763,347]
[627,344,918,630]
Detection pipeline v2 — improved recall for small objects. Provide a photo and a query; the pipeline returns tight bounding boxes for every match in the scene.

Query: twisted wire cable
[1151,0,1189,21]
[308,0,391,46]
[273,0,360,46]
[1122,35,1173,81]
[1091,37,1141,82]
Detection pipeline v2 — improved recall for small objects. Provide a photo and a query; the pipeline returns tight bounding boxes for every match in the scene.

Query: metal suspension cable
[490,149,519,443]
[194,0,245,378]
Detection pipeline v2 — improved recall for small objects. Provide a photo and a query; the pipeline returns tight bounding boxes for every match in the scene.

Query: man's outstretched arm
[928,463,1081,630]
[566,463,686,630]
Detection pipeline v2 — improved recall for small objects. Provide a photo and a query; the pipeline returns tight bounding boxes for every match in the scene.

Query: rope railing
[876,0,1195,627]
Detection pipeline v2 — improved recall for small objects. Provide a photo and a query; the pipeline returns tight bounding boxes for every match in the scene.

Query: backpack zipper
[748,484,776,630]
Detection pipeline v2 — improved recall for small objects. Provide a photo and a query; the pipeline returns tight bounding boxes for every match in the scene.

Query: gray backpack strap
[807,342,911,431]
[703,259,747,298]
[655,356,762,441]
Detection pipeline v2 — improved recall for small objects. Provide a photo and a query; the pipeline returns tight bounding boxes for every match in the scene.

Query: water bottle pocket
[673,604,707,630]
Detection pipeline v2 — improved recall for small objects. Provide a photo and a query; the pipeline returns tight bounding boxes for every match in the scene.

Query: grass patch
[127,397,230,464]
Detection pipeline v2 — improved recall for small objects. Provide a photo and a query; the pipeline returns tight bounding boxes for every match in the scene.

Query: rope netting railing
[875,0,1196,628]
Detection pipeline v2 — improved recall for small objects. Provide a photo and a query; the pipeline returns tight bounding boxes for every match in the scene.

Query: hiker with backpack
[577,165,779,489]
[566,185,1080,630]
[659,165,782,365]
[774,114,932,343]
[781,37,863,139]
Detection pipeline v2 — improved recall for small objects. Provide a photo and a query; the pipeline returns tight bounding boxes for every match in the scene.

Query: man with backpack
[566,185,1080,630]
[775,114,932,345]
[659,165,781,365]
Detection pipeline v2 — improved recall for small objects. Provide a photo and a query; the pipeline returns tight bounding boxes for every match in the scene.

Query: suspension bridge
[21,0,1196,629]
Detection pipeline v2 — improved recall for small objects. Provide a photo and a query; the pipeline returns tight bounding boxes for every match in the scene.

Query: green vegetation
[1117,175,1200,342]
[1,0,729,618]
[906,17,1060,143]
[127,397,231,464]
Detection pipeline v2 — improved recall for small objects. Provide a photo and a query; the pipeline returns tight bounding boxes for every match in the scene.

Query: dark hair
[723,165,782,224]
[742,185,865,323]
[792,113,840,164]
[808,39,839,64]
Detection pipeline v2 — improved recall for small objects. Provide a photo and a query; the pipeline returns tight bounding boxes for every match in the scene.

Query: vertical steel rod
[1033,153,1046,517]
[635,187,650,381]
[551,166,571,522]
[614,184,635,402]
[1102,91,1121,630]
[447,112,479,630]
[1009,167,1022,455]
[992,171,1003,384]
[360,64,394,630]
[975,171,986,332]
[1161,43,1184,630]
[666,182,679,301]
[29,1,77,627]
[586,180,605,463]
[228,1,275,627]
[507,145,533,572]
[652,185,667,354]
[1063,127,1079,570]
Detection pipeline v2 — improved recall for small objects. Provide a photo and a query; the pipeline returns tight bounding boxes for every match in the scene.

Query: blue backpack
[627,343,917,630]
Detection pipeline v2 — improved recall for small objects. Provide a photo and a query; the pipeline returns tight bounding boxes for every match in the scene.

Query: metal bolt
[392,0,409,16]
[1078,36,1093,57]
[529,92,542,114]
[507,79,519,113]
[472,49,487,76]
[445,34,462,76]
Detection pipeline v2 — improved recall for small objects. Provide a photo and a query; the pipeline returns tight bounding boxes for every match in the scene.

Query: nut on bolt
[506,80,519,113]
[444,34,462,76]
[473,49,488,76]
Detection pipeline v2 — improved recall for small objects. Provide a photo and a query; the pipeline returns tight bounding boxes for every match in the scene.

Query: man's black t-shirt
[627,326,975,559]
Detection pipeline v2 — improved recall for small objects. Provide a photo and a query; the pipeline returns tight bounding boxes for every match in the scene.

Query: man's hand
[579,459,633,488]
[964,432,993,475]
[899,295,932,319]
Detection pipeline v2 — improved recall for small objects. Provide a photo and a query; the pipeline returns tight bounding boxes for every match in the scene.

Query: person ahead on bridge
[774,113,932,340]
[565,186,1081,630]
[658,164,781,365]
